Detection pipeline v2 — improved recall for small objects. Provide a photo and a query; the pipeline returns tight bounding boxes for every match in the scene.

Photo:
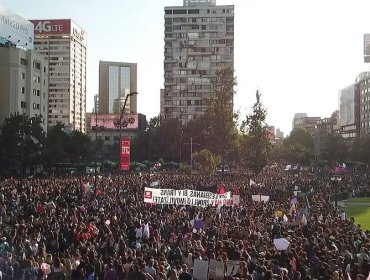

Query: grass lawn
[345,205,370,231]
[349,197,370,203]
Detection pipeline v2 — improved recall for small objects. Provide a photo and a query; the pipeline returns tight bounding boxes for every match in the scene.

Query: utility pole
[94,97,98,196]
[180,130,183,164]
[190,137,193,174]
[183,137,200,175]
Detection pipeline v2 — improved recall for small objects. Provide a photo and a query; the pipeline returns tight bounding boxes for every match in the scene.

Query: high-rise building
[0,46,48,132]
[314,111,339,160]
[30,19,87,133]
[292,113,307,131]
[292,113,321,136]
[162,0,234,124]
[356,71,370,137]
[276,128,284,139]
[0,7,48,131]
[98,61,137,114]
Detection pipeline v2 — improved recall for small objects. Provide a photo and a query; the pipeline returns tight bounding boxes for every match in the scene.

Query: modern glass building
[98,61,137,114]
[161,0,234,124]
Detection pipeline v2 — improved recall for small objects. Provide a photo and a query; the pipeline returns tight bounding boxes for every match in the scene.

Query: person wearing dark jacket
[179,264,192,280]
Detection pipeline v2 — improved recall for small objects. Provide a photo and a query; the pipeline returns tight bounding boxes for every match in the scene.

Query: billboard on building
[30,19,86,44]
[339,84,355,127]
[364,34,370,63]
[30,19,71,35]
[0,6,34,49]
[120,137,131,171]
[91,114,138,130]
[71,20,86,45]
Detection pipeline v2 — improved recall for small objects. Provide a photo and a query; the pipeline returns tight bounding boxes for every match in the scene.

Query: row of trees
[0,116,93,176]
[1,65,369,176]
[0,65,272,176]
[270,127,370,165]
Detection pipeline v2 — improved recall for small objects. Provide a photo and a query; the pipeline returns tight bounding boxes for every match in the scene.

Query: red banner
[120,137,131,171]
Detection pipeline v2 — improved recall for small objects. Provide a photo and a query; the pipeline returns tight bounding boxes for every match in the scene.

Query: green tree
[67,130,92,164]
[283,128,314,164]
[157,118,182,162]
[351,136,370,164]
[131,129,150,162]
[146,116,162,163]
[44,122,71,165]
[241,90,271,174]
[285,128,314,150]
[324,134,347,163]
[0,113,45,175]
[193,149,221,176]
[203,65,238,169]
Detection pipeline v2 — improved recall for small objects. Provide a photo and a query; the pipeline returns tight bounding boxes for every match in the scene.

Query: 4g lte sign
[31,19,71,35]
[35,21,63,33]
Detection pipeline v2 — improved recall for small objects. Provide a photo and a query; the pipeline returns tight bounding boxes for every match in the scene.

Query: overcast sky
[3,0,370,136]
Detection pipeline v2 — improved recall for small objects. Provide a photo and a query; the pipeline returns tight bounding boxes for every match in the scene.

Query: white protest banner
[143,187,232,207]
[193,259,209,280]
[226,260,240,277]
[274,238,290,251]
[209,260,224,280]
[252,194,270,202]
[232,194,240,206]
[251,194,260,202]
[294,191,301,197]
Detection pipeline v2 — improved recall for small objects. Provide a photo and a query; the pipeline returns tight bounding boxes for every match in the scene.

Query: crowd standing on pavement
[0,165,369,280]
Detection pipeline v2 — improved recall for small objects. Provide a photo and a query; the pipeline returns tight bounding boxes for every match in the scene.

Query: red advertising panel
[30,19,71,35]
[120,137,131,171]
[91,114,138,130]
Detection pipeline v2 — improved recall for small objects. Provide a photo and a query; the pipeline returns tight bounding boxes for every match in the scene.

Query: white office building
[162,0,234,124]
[30,19,87,132]
[0,46,49,132]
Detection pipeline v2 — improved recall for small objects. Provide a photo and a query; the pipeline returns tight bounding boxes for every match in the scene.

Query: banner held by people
[144,187,232,207]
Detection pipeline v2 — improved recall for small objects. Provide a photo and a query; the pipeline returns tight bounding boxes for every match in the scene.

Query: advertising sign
[120,137,131,171]
[71,20,86,45]
[143,187,232,207]
[0,5,34,49]
[30,19,71,35]
[339,84,355,126]
[91,114,138,130]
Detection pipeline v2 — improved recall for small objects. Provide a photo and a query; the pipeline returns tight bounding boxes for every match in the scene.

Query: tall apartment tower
[0,46,48,132]
[30,19,87,133]
[162,0,234,124]
[99,61,138,115]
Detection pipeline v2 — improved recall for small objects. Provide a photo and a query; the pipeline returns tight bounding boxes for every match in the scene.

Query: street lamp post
[331,175,342,207]
[118,92,138,192]
[21,112,25,182]
[183,137,200,175]
[180,130,183,164]
[94,98,98,196]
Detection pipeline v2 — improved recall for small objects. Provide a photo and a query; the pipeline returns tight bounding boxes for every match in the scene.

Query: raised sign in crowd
[0,166,370,280]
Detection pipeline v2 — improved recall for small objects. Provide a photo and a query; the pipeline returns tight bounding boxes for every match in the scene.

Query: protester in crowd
[0,166,369,279]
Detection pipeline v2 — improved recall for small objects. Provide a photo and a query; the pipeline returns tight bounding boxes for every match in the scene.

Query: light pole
[94,97,98,196]
[331,175,342,207]
[180,130,183,165]
[20,111,25,183]
[118,92,138,191]
[183,137,200,175]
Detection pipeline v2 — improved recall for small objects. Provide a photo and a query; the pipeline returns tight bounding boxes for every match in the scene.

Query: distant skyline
[2,0,370,135]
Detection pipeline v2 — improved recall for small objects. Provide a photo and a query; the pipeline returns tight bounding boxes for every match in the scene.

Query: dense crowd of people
[0,166,369,280]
